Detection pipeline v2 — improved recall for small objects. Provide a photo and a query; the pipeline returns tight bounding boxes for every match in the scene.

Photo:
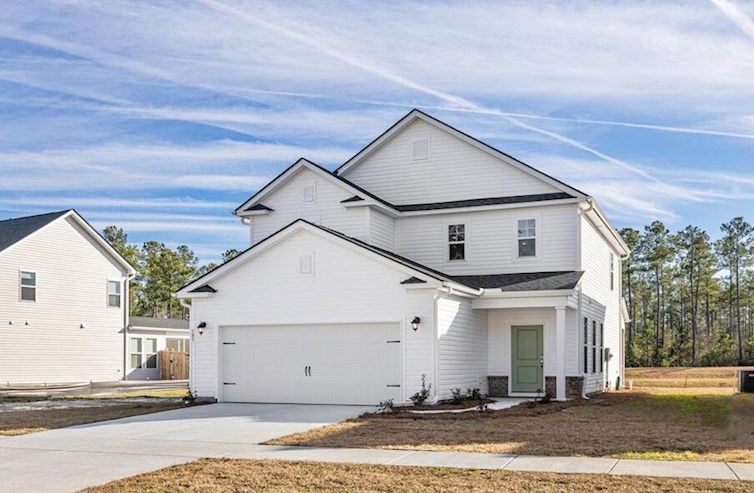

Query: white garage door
[220,323,402,405]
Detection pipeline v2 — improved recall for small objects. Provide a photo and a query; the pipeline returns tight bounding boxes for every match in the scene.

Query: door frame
[510,324,544,395]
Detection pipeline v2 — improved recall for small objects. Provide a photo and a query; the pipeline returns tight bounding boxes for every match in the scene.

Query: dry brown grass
[626,367,752,391]
[80,458,752,492]
[0,402,183,436]
[269,392,754,463]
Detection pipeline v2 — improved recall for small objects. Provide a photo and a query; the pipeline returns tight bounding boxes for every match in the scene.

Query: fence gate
[159,350,189,380]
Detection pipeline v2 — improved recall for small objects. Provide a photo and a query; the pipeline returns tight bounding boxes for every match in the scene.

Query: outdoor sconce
[197,321,207,335]
[79,323,85,329]
[411,316,421,332]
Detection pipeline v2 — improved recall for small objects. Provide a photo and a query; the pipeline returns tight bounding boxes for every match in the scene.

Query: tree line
[621,217,754,367]
[103,226,238,319]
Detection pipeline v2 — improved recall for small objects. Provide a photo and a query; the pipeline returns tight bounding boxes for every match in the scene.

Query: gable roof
[176,218,584,298]
[0,209,136,275]
[234,158,397,217]
[0,210,69,253]
[335,109,588,200]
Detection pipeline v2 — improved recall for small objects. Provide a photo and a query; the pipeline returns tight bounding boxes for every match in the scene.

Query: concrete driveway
[0,402,372,493]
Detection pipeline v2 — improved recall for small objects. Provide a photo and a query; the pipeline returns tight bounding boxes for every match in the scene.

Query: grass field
[0,402,184,436]
[270,372,754,463]
[80,459,752,493]
[625,367,752,393]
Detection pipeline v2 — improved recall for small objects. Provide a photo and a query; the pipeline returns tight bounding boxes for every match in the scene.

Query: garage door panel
[221,323,401,405]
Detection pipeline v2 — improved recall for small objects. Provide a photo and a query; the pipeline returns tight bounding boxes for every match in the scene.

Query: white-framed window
[130,337,158,369]
[448,224,465,261]
[130,337,142,369]
[609,251,615,290]
[599,323,605,370]
[411,137,430,161]
[107,280,121,308]
[517,218,536,257]
[145,338,158,369]
[302,183,316,203]
[20,271,36,302]
[583,317,589,374]
[592,320,598,374]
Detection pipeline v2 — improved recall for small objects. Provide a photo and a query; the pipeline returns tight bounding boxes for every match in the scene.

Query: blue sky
[1,0,754,264]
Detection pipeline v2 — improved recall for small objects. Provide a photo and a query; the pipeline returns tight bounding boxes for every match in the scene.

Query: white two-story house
[177,110,630,405]
[0,210,136,385]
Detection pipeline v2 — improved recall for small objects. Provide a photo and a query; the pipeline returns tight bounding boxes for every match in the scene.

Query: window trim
[19,270,37,302]
[592,320,598,374]
[599,322,605,371]
[515,214,540,259]
[129,337,143,370]
[107,279,122,308]
[446,222,467,263]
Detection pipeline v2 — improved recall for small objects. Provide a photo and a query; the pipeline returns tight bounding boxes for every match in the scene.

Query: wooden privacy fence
[159,350,189,380]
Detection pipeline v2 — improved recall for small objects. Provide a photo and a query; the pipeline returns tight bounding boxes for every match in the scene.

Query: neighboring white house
[177,110,630,405]
[127,316,190,380]
[0,210,136,385]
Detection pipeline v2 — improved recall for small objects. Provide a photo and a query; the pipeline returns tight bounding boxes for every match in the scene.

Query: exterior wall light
[411,316,421,331]
[197,321,207,335]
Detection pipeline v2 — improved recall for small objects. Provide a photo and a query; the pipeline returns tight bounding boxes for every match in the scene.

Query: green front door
[511,325,543,393]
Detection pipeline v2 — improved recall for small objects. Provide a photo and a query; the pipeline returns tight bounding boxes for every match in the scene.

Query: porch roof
[451,271,584,291]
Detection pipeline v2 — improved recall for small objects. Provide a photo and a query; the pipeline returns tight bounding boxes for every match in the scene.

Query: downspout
[179,298,193,395]
[123,273,135,381]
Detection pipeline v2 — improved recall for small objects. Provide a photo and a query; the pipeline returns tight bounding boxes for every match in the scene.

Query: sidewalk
[223,445,754,481]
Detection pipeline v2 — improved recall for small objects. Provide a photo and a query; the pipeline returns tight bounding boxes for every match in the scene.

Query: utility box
[738,370,754,393]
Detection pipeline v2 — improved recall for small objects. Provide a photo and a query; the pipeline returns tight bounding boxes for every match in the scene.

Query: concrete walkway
[0,403,752,492]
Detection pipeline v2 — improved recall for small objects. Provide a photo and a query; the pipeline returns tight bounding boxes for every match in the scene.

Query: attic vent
[302,184,316,203]
[299,254,313,275]
[411,138,430,161]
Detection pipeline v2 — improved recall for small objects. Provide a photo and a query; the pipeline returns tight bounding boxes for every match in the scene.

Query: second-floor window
[609,251,615,290]
[20,271,36,302]
[517,219,536,257]
[107,280,121,308]
[448,224,465,261]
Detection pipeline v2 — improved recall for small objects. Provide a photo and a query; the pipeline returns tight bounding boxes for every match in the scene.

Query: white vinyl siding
[190,229,436,403]
[580,215,622,391]
[436,296,488,399]
[488,307,579,380]
[367,208,395,251]
[341,119,560,205]
[395,205,577,275]
[250,168,368,245]
[0,216,127,384]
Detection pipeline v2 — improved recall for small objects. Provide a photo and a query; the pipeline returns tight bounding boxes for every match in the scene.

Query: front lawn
[268,392,754,463]
[79,458,751,493]
[0,402,183,436]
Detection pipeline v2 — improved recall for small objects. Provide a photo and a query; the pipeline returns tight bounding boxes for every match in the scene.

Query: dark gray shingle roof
[129,316,189,330]
[394,193,574,212]
[451,271,584,291]
[0,210,69,253]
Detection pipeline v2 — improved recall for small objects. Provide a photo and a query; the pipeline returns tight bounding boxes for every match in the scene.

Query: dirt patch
[80,458,753,493]
[269,392,754,463]
[401,398,495,411]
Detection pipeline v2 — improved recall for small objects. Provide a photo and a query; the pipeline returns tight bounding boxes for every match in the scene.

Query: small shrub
[183,387,196,404]
[450,388,464,404]
[410,374,432,405]
[466,387,482,400]
[378,398,394,412]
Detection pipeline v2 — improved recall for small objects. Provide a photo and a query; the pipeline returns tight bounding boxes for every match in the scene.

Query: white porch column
[555,305,567,401]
